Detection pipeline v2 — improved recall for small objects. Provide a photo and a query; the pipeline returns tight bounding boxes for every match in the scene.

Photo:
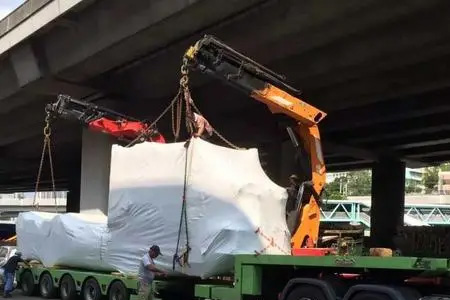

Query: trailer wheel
[83,278,102,300]
[109,281,129,300]
[351,292,391,300]
[21,271,36,296]
[60,275,77,300]
[286,285,327,300]
[39,273,56,298]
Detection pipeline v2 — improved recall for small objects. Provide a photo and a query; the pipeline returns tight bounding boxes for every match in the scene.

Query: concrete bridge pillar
[370,158,405,249]
[79,129,113,215]
[66,141,81,213]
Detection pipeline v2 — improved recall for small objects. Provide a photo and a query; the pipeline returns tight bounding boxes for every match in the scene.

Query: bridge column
[66,142,81,213]
[79,129,113,215]
[370,158,405,249]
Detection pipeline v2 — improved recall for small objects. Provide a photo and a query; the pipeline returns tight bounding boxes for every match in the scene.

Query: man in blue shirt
[3,251,25,298]
[138,245,167,300]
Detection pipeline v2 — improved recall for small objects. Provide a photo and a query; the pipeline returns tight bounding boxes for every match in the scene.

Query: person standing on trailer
[3,252,25,298]
[138,245,167,300]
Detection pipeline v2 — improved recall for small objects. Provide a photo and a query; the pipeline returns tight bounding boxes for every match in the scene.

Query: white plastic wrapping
[17,211,113,271]
[106,139,291,278]
[17,138,291,277]
[16,212,56,262]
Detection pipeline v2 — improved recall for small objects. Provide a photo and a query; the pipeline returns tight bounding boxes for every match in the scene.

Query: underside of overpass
[1,0,450,195]
[3,0,450,249]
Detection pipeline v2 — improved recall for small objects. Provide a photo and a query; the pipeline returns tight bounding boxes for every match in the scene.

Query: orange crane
[183,35,327,252]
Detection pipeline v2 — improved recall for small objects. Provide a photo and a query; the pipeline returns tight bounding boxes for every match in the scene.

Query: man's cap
[150,245,162,255]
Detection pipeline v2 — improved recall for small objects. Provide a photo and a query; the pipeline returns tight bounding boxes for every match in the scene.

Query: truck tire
[21,271,36,296]
[83,278,102,300]
[286,285,327,300]
[351,292,391,300]
[39,273,57,298]
[60,275,77,300]
[109,281,129,300]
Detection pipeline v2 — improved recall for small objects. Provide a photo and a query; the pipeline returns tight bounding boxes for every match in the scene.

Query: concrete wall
[80,129,112,215]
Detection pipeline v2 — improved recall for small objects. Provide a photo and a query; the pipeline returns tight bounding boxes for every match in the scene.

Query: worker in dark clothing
[286,175,300,212]
[286,175,300,235]
[3,252,24,298]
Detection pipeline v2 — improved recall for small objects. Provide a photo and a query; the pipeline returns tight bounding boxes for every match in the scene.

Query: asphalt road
[10,289,43,300]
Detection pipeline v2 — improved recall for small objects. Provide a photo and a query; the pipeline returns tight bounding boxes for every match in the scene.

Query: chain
[179,57,243,150]
[125,89,181,147]
[189,101,244,150]
[180,58,195,137]
[33,110,58,212]
[171,90,183,141]
[126,58,191,147]
[127,54,244,150]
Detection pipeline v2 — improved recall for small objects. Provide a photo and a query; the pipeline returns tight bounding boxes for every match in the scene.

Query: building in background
[405,168,425,183]
[405,168,425,194]
[438,171,450,195]
[326,172,349,183]
[0,192,67,221]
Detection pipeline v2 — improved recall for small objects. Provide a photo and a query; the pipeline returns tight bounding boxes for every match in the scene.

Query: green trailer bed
[17,264,140,300]
[192,254,450,300]
[16,255,450,300]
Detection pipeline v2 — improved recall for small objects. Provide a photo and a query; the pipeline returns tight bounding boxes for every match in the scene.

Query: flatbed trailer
[164,254,450,300]
[17,264,140,300]
[17,254,450,300]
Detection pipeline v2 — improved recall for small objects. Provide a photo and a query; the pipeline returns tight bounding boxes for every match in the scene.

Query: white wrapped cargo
[17,138,291,278]
[17,211,113,271]
[16,212,56,262]
[106,139,291,277]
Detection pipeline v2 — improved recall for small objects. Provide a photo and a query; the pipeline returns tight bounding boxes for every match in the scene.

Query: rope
[189,101,244,150]
[125,89,181,147]
[33,110,58,212]
[173,140,193,270]
[254,227,290,255]
[126,55,243,150]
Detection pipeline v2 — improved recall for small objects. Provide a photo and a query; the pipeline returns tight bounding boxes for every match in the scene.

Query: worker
[286,175,300,212]
[286,175,300,235]
[184,89,213,139]
[192,112,213,139]
[3,251,25,298]
[138,245,167,300]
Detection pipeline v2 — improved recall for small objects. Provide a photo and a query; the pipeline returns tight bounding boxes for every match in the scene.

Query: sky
[0,0,25,20]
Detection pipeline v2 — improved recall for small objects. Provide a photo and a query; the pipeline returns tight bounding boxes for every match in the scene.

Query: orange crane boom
[183,35,327,251]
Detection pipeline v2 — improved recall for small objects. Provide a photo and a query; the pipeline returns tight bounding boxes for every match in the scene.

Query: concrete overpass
[2,0,450,248]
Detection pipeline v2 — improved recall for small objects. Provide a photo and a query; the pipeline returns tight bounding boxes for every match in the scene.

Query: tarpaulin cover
[16,138,290,277]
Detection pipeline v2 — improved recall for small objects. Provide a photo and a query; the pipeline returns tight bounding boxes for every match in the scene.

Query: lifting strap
[171,57,246,270]
[33,109,58,212]
[173,140,192,270]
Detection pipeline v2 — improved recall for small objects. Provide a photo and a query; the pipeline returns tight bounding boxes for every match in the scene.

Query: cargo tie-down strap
[254,227,290,256]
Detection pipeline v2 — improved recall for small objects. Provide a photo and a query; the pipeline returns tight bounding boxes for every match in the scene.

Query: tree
[346,170,372,196]
[405,178,420,194]
[325,177,347,200]
[422,167,439,193]
[441,162,450,172]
